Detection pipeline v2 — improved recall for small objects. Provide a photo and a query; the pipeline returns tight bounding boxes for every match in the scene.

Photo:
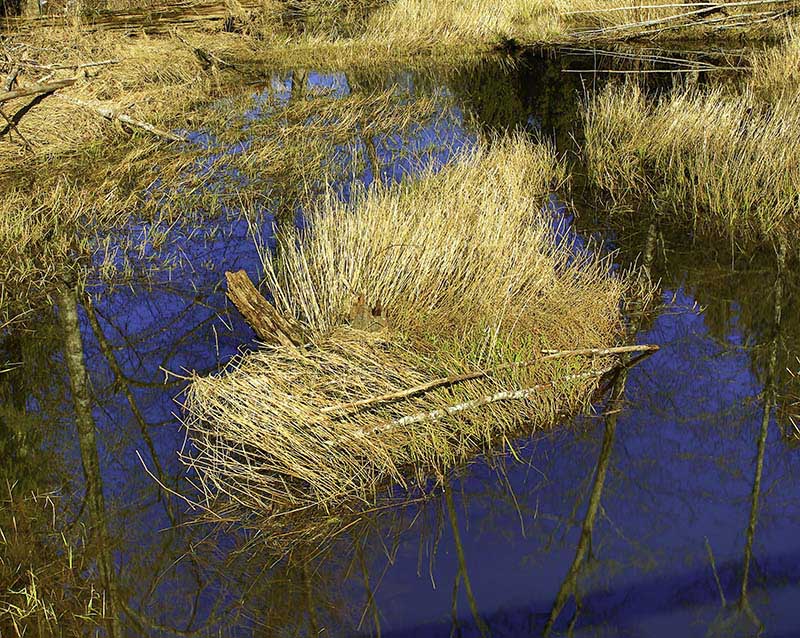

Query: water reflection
[2,51,799,637]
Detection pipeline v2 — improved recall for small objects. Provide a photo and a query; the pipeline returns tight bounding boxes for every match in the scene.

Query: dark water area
[1,49,799,637]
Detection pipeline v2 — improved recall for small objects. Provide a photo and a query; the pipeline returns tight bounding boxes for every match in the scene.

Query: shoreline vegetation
[583,32,800,243]
[0,0,797,325]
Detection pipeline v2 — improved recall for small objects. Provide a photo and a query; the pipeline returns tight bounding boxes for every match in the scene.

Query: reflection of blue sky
[16,66,800,637]
[361,286,800,637]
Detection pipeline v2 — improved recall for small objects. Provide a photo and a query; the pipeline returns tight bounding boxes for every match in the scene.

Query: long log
[0,78,76,103]
[225,270,306,349]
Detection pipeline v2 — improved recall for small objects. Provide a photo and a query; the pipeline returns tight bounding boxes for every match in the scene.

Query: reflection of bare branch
[545,222,659,635]
[737,241,784,630]
[83,294,176,526]
[445,484,490,638]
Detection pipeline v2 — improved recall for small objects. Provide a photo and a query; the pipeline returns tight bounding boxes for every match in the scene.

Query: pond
[1,49,799,637]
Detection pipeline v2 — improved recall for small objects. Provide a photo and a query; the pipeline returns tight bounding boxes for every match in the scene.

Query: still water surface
[1,51,799,637]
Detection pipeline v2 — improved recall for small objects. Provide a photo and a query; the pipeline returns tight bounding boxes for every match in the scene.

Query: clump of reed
[583,81,800,241]
[184,135,639,514]
[750,30,800,100]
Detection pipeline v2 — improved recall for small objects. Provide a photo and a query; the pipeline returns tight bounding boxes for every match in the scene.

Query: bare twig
[15,58,119,71]
[359,365,619,437]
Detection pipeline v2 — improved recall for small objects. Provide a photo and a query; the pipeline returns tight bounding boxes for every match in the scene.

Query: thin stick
[564,0,791,14]
[362,365,618,437]
[15,59,119,71]
[0,77,76,103]
[322,344,658,416]
[55,95,186,142]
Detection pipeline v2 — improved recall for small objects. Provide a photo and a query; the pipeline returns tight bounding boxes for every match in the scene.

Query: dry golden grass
[183,135,640,515]
[584,81,800,241]
[0,27,262,166]
[0,55,445,326]
[751,29,800,100]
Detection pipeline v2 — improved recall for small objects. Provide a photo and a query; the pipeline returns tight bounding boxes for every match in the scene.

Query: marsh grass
[583,81,800,241]
[0,68,446,326]
[750,29,800,99]
[183,135,640,514]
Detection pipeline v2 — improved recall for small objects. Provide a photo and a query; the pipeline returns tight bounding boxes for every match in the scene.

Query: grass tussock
[0,65,444,327]
[184,135,637,514]
[584,82,800,241]
[750,30,800,100]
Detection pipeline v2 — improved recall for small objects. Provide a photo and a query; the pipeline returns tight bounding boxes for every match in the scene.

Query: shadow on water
[1,48,799,637]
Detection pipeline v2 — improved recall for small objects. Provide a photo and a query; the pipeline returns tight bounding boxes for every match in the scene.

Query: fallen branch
[322,344,659,417]
[16,58,119,71]
[55,95,186,142]
[0,78,76,103]
[352,365,619,439]
[225,270,306,348]
[564,0,792,14]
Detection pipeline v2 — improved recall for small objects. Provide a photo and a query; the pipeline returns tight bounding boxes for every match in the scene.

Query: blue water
[2,54,798,637]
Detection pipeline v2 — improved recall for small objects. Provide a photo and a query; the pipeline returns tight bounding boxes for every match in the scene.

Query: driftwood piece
[55,95,186,142]
[0,78,76,103]
[322,344,659,417]
[225,270,306,348]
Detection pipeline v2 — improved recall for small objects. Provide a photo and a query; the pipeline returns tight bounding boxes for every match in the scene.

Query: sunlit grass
[583,81,800,242]
[184,134,643,514]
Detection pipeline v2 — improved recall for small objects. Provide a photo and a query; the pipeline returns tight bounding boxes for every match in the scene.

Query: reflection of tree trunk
[291,69,308,101]
[57,285,123,638]
[364,133,381,182]
[357,542,381,637]
[544,222,658,636]
[444,484,490,638]
[83,295,176,526]
[737,242,784,630]
[343,72,382,185]
[302,560,320,635]
[543,377,621,636]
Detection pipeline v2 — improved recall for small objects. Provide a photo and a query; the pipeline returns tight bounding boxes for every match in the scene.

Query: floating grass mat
[583,81,800,242]
[183,136,654,515]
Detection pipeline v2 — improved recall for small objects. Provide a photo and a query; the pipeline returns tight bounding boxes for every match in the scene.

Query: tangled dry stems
[184,136,636,514]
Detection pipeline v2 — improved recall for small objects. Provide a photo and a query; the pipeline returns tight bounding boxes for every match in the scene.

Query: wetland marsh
[2,4,800,636]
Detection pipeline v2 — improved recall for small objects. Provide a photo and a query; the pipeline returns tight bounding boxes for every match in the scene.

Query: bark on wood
[56,95,186,142]
[0,77,76,103]
[3,65,20,92]
[225,269,306,348]
[346,365,619,441]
